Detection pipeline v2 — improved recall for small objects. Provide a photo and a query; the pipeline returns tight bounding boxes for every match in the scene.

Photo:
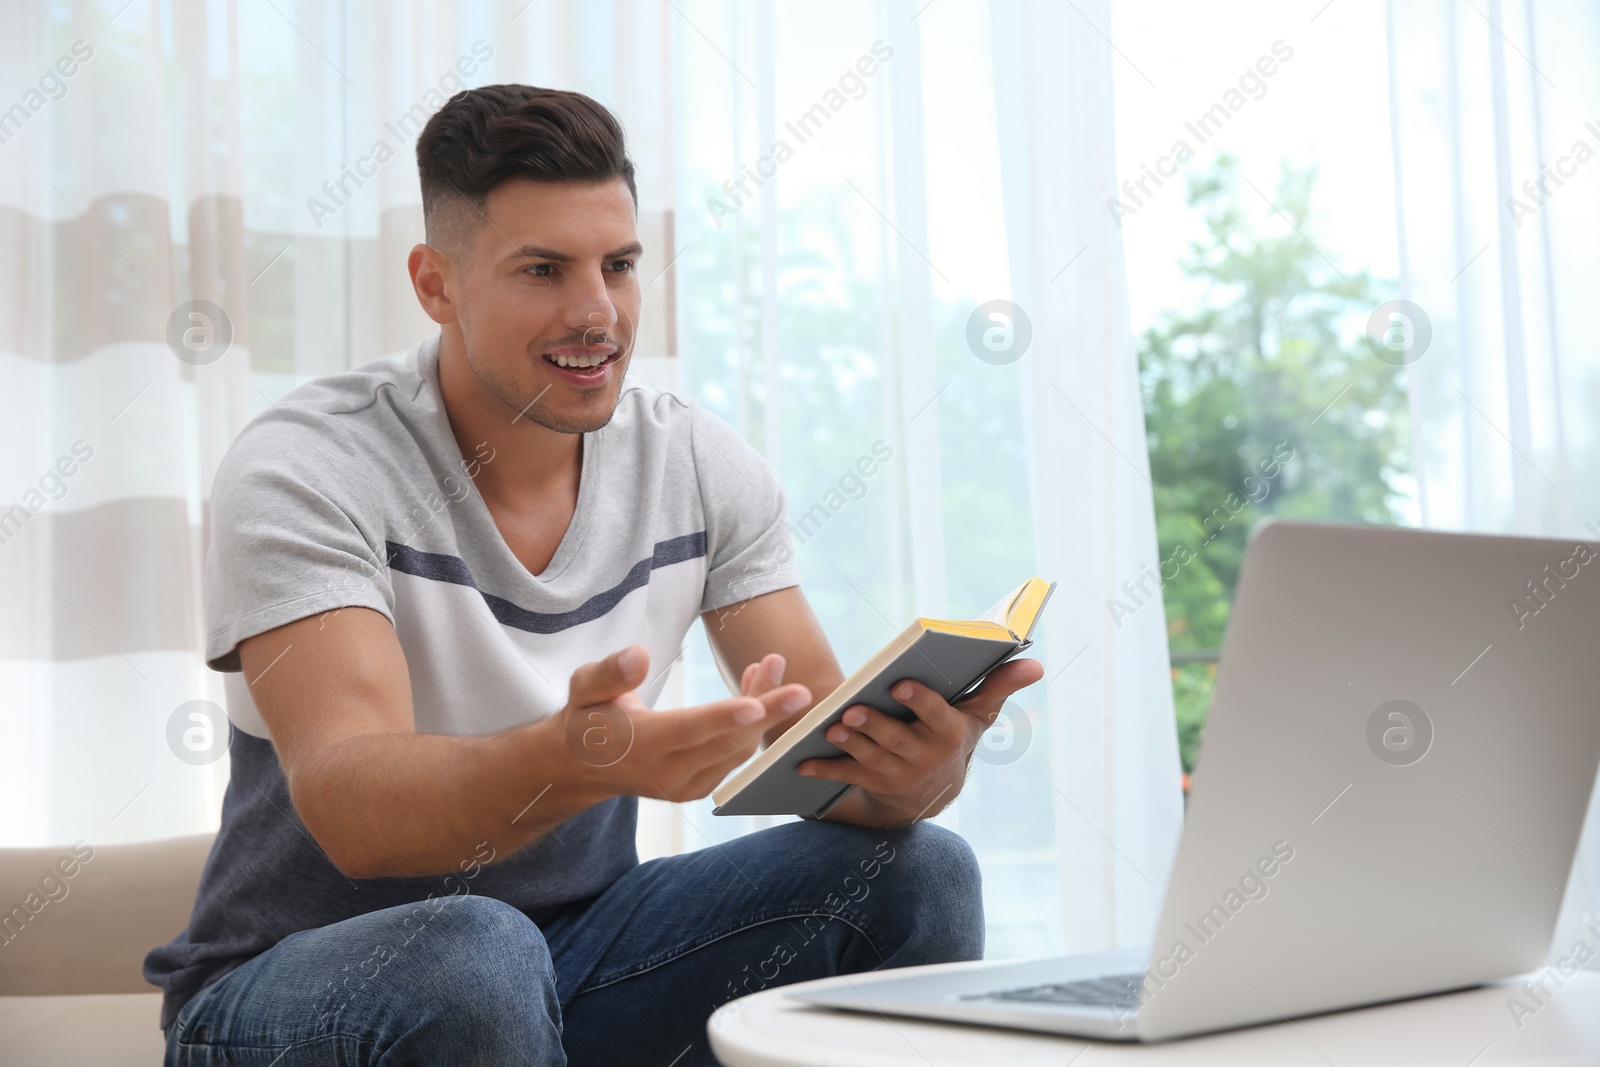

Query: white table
[708,960,1600,1066]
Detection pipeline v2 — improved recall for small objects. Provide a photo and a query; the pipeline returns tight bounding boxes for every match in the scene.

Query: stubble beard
[468,339,630,435]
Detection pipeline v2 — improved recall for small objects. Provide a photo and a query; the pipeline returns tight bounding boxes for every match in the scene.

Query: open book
[712,577,1056,817]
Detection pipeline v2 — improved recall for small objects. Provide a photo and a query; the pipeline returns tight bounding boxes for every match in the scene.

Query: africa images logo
[1365,699,1432,767]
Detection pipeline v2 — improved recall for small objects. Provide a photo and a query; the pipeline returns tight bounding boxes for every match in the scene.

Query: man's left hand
[794,657,1045,827]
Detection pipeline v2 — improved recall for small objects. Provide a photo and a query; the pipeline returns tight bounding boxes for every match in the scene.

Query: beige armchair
[0,834,212,1065]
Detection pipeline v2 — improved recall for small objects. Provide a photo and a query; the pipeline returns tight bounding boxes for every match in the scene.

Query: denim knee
[799,819,984,966]
[874,821,985,963]
[415,893,555,992]
[383,894,562,1058]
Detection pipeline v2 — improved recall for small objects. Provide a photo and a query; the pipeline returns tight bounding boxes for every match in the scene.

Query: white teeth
[547,353,608,369]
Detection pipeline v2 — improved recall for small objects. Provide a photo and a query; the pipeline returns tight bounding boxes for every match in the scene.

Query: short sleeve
[687,402,802,613]
[203,415,395,672]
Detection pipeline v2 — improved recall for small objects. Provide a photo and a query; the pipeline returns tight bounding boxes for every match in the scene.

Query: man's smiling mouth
[544,350,613,369]
[540,344,620,380]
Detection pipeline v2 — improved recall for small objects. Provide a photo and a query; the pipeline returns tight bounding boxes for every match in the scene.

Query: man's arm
[702,586,1044,827]
[239,605,811,879]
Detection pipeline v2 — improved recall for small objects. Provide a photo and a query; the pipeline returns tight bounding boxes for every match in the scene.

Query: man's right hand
[241,606,813,880]
[556,645,811,804]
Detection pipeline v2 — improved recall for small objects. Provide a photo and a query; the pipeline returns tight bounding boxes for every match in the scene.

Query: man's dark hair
[416,84,637,256]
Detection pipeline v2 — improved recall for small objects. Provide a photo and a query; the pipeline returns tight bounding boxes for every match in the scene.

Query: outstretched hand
[557,645,812,804]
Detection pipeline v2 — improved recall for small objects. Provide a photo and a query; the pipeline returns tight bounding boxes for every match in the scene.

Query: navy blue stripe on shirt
[384,531,708,635]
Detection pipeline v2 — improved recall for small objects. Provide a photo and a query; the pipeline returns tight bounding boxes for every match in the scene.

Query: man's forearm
[289,715,607,879]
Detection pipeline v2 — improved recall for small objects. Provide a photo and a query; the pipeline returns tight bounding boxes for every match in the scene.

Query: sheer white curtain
[1386,0,1600,956]
[0,0,679,848]
[990,0,1183,952]
[1,0,1180,960]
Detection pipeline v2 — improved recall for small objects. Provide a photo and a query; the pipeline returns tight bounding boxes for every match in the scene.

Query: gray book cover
[712,630,1027,817]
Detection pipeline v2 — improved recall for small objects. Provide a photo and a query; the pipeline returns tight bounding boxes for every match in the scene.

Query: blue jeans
[165,819,983,1066]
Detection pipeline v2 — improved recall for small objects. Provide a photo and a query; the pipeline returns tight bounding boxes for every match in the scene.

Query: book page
[975,579,1030,628]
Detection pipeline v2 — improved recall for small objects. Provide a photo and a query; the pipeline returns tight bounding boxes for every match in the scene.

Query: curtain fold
[990,0,1183,952]
[884,0,949,625]
[1386,0,1600,957]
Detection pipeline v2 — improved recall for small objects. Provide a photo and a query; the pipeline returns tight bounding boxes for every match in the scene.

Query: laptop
[792,519,1600,1041]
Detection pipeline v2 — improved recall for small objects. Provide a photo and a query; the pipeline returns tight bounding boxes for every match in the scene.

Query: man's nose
[566,282,618,345]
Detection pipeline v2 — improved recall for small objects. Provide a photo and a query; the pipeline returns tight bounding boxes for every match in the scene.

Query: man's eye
[525,263,556,278]
[609,260,635,274]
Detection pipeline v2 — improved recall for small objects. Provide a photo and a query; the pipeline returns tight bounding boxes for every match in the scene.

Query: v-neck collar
[417,335,601,588]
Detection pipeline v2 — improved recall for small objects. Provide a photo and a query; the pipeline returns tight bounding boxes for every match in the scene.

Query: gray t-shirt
[144,334,800,1030]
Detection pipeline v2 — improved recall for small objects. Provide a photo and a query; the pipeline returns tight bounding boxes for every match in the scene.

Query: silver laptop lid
[1138,519,1600,1041]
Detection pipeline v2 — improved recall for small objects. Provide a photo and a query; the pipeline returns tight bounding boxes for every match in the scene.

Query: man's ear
[409,243,460,326]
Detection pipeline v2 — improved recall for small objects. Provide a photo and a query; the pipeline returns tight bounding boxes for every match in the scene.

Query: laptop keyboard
[966,972,1146,1009]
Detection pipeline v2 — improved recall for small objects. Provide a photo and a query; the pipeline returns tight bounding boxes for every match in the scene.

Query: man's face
[451,178,641,434]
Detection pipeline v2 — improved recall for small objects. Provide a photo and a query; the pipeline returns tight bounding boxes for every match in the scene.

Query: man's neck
[435,329,581,510]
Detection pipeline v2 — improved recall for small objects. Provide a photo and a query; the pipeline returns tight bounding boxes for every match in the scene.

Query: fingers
[652,685,808,752]
[795,705,915,786]
[888,680,968,737]
[832,705,920,762]
[789,670,1048,825]
[663,693,814,794]
[596,654,806,802]
[796,751,871,786]
[619,702,776,803]
[759,681,810,717]
[951,658,1045,721]
[740,653,786,698]
[675,683,811,776]
[822,721,894,774]
[568,645,649,708]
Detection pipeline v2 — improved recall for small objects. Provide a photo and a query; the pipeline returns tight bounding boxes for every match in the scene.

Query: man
[146,84,1043,1066]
